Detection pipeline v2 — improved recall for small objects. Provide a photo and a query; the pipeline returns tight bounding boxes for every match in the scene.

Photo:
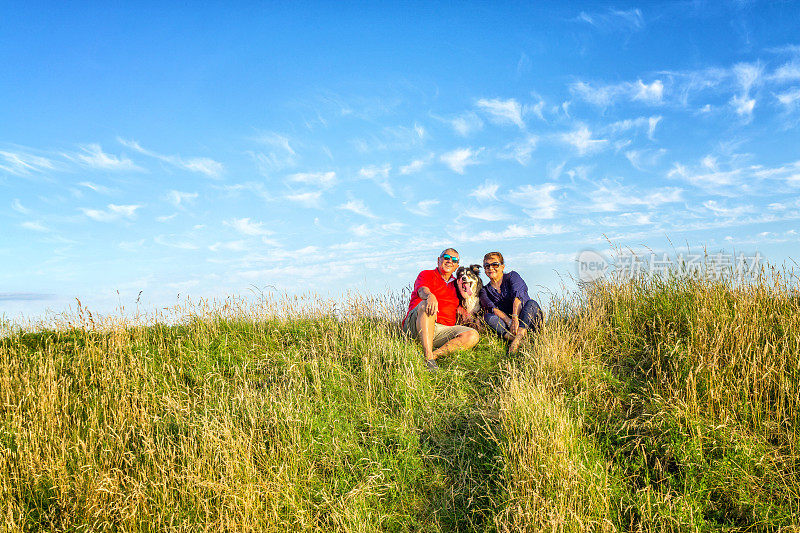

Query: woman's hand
[425,294,438,316]
[510,315,519,335]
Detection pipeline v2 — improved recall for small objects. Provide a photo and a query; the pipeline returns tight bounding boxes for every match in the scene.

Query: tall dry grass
[1,271,799,531]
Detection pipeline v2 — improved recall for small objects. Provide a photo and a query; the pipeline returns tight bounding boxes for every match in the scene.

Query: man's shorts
[402,302,474,350]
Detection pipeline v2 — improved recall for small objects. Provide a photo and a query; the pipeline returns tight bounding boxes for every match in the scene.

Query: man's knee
[460,328,479,347]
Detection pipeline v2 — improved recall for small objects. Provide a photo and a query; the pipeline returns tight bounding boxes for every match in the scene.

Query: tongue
[462,282,473,296]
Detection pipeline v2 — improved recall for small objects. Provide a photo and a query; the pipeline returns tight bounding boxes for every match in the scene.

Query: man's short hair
[440,248,459,257]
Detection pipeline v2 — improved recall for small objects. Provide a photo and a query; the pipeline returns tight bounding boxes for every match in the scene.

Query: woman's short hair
[483,251,504,264]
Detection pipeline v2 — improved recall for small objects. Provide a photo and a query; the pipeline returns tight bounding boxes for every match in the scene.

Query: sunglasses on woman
[441,254,459,263]
[483,261,502,269]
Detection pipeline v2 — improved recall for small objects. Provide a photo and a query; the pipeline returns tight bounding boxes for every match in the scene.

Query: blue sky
[2,1,800,320]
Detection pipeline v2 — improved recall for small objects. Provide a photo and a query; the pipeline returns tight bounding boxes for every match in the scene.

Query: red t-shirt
[403,268,460,327]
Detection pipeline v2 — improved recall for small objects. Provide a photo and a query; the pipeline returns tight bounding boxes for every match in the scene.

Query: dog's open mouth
[459,276,473,296]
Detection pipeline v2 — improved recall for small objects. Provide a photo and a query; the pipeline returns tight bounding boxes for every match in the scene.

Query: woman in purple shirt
[479,251,543,353]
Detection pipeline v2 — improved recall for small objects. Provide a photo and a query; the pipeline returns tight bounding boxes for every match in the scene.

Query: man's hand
[425,294,438,316]
[510,315,519,335]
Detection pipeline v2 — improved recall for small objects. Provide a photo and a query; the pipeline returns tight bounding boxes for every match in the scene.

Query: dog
[455,264,484,329]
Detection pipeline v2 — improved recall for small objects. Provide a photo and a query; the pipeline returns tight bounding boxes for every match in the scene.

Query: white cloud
[167,190,198,207]
[588,181,682,212]
[648,116,662,139]
[441,148,482,174]
[69,144,140,171]
[11,199,30,214]
[633,80,664,104]
[577,8,644,32]
[0,150,56,176]
[338,198,377,218]
[476,98,525,129]
[399,158,428,175]
[772,61,800,83]
[78,181,114,194]
[460,206,511,221]
[359,164,393,196]
[703,200,755,218]
[21,221,49,232]
[209,240,248,252]
[359,165,390,180]
[625,148,667,170]
[288,171,337,188]
[730,94,756,117]
[81,204,142,222]
[118,138,223,178]
[407,199,439,216]
[469,180,500,202]
[156,213,178,222]
[286,191,322,208]
[224,217,272,236]
[350,222,405,237]
[450,112,484,137]
[221,182,272,202]
[776,88,800,107]
[154,235,199,250]
[561,126,607,155]
[502,136,539,165]
[508,183,560,219]
[249,132,297,172]
[454,223,566,242]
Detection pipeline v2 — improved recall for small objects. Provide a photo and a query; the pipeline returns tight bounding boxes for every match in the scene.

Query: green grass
[1,275,799,531]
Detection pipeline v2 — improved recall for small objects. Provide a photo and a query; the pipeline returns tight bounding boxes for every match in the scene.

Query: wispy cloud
[407,199,440,216]
[453,223,566,243]
[118,138,223,178]
[399,157,429,175]
[587,180,683,212]
[625,148,667,170]
[249,132,297,172]
[561,125,607,155]
[11,199,30,214]
[81,203,142,222]
[87,205,141,221]
[449,111,484,137]
[508,183,560,219]
[0,150,56,176]
[288,171,337,189]
[350,222,405,237]
[460,206,511,221]
[633,80,664,104]
[338,198,377,218]
[220,182,272,202]
[469,180,500,202]
[224,217,272,236]
[66,144,141,171]
[154,234,200,250]
[78,181,115,195]
[441,147,482,174]
[21,220,50,232]
[476,98,526,129]
[570,79,664,107]
[577,8,644,32]
[703,200,755,218]
[359,164,393,196]
[209,240,249,253]
[166,190,198,207]
[285,191,322,208]
[501,136,539,165]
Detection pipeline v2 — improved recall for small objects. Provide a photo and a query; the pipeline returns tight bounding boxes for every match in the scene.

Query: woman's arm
[510,297,522,334]
[493,307,512,327]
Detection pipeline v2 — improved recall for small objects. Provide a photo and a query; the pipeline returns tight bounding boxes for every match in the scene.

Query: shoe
[425,359,439,371]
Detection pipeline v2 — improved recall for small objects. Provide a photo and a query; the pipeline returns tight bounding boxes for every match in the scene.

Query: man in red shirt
[402,248,480,370]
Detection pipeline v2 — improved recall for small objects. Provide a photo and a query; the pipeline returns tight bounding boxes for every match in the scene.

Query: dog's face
[455,264,483,298]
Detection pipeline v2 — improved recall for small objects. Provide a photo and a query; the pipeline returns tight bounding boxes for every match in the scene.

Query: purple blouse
[479,270,531,318]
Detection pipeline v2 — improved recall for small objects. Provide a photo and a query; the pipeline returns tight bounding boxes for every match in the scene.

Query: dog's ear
[470,264,481,275]
[455,266,465,277]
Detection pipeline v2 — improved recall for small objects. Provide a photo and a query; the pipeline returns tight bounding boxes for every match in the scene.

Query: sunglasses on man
[483,261,502,269]
[440,254,459,263]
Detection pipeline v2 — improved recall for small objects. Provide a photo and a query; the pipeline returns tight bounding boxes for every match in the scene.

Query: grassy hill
[1,274,798,531]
